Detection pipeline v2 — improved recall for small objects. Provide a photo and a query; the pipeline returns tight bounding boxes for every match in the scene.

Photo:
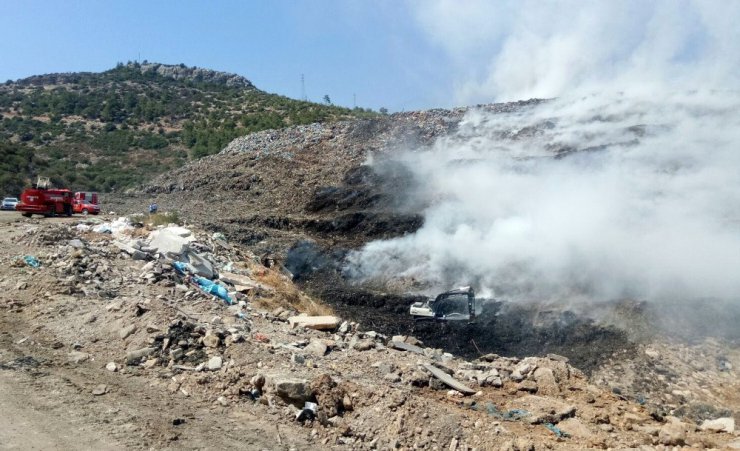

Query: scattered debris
[23,255,41,268]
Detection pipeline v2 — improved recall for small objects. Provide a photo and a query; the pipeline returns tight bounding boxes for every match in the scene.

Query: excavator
[409,286,482,322]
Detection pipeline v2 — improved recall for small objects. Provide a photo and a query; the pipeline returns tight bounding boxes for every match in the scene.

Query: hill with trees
[0,62,378,195]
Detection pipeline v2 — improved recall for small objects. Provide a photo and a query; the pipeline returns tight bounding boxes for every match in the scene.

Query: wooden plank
[422,364,476,395]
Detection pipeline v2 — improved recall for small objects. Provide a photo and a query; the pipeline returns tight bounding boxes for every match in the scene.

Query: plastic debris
[172,261,189,275]
[92,224,112,234]
[23,255,41,268]
[505,409,530,420]
[483,403,531,421]
[295,401,318,422]
[171,252,216,279]
[91,217,132,236]
[192,276,233,304]
[545,423,570,438]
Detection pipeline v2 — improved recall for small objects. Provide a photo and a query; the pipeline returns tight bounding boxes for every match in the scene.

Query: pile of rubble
[2,217,738,449]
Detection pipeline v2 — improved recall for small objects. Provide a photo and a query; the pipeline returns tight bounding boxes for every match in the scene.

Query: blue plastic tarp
[193,276,233,305]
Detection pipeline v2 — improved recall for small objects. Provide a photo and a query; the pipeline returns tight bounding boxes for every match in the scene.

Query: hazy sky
[1,1,738,111]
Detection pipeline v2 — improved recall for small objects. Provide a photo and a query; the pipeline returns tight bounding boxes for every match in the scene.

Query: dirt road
[0,370,122,450]
[0,213,301,450]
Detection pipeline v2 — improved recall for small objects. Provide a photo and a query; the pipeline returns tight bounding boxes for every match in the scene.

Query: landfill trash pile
[104,100,546,257]
[0,215,738,450]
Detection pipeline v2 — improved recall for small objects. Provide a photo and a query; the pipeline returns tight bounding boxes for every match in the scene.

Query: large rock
[659,419,687,446]
[274,378,312,403]
[202,331,220,348]
[353,339,375,351]
[533,367,559,395]
[700,417,735,433]
[148,228,194,256]
[305,339,329,357]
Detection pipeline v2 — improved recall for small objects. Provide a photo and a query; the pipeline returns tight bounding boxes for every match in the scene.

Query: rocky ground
[1,212,739,450]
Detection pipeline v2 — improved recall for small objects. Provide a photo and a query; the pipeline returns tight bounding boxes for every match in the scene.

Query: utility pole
[353,93,356,109]
[300,74,306,101]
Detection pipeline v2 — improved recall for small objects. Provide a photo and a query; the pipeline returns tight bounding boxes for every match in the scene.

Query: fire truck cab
[72,191,100,215]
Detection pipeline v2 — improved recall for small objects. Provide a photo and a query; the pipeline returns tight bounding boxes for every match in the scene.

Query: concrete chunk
[113,241,147,260]
[125,347,157,365]
[165,226,193,237]
[288,315,341,331]
[148,228,193,256]
[118,324,137,340]
[220,272,273,291]
[207,356,223,371]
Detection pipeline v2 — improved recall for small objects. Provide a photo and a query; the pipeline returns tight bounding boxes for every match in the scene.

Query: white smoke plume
[344,92,740,303]
[343,1,740,303]
[409,0,740,104]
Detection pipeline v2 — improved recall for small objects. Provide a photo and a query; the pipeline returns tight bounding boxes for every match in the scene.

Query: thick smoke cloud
[343,2,740,303]
[344,92,740,303]
[409,0,740,104]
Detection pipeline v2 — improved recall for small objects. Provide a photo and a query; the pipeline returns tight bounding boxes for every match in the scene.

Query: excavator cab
[410,286,479,322]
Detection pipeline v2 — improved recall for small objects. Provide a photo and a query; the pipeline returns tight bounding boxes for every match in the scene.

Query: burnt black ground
[305,279,634,376]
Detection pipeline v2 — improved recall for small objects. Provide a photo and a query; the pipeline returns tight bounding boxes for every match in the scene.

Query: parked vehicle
[409,286,482,322]
[1,197,19,211]
[16,187,73,217]
[73,191,100,215]
[15,177,100,217]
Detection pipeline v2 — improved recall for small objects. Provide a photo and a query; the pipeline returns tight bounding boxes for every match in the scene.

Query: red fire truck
[15,178,99,217]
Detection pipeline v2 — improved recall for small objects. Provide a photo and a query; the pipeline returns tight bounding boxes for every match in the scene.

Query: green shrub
[147,211,182,226]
